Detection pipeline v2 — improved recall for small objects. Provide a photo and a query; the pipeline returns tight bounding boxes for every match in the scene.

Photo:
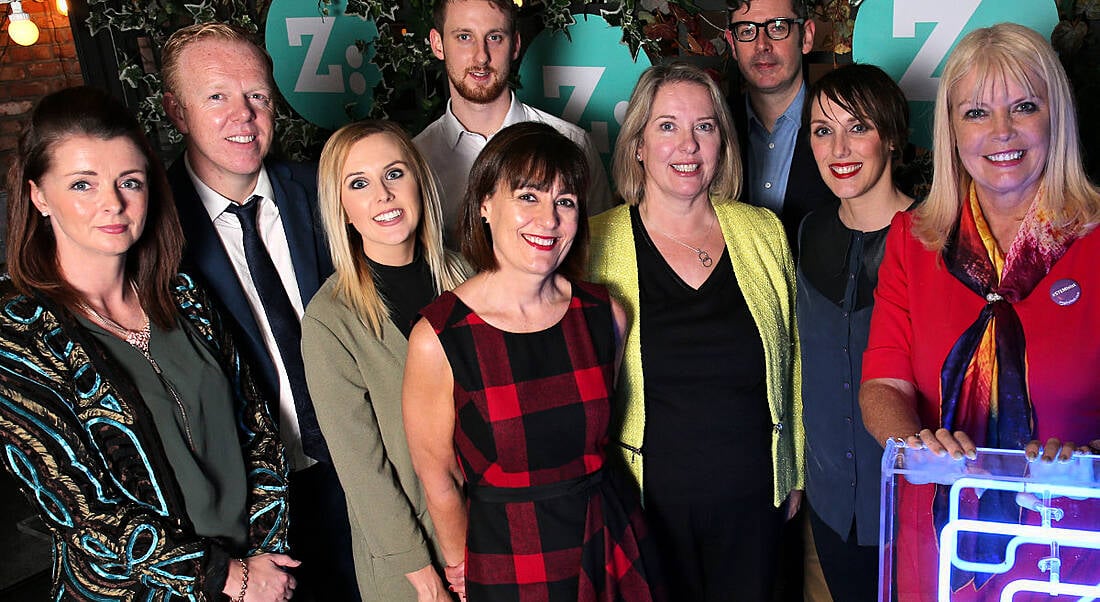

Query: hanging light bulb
[6,3,40,46]
[56,0,68,17]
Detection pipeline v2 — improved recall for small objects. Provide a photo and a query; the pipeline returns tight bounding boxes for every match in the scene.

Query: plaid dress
[421,281,658,602]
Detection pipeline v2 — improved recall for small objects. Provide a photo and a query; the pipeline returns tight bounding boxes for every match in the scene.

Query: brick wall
[0,1,81,262]
[0,0,83,181]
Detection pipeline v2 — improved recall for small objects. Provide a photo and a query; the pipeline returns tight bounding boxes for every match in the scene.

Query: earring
[41,211,49,217]
[636,152,642,162]
[481,216,488,225]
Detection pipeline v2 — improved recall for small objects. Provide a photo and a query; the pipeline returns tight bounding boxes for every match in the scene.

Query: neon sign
[880,441,1100,600]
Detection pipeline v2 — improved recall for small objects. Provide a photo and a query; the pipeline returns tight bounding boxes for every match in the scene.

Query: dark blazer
[729,91,836,256]
[168,159,334,437]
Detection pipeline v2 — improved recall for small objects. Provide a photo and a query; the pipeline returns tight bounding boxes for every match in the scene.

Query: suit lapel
[267,161,324,304]
[168,161,269,373]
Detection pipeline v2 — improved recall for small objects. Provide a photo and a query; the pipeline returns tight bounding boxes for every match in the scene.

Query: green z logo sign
[265,0,382,130]
[853,0,1058,148]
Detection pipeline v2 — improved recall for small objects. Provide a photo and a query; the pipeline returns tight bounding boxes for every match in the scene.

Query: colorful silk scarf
[936,182,1078,590]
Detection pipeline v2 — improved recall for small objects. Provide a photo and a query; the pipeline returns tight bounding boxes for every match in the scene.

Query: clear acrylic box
[879,440,1100,601]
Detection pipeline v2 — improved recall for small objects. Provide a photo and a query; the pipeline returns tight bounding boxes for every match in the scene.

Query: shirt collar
[499,91,526,128]
[746,81,807,132]
[440,90,521,149]
[184,154,275,221]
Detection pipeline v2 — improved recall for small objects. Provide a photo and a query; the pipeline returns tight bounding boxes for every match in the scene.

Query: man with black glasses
[727,0,834,256]
[727,3,833,600]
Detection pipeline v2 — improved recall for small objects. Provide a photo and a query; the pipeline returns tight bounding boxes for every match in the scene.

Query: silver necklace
[79,290,194,451]
[649,214,717,268]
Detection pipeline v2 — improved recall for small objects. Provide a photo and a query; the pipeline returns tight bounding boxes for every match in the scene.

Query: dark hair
[727,0,811,21]
[5,86,184,329]
[433,0,517,33]
[804,63,910,162]
[460,122,590,280]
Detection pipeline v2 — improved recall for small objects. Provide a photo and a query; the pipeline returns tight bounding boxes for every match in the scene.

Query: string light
[56,0,67,17]
[4,1,40,46]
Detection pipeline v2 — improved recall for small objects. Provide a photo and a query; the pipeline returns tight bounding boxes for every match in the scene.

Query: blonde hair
[317,120,466,338]
[612,62,742,206]
[918,22,1100,250]
[161,22,272,96]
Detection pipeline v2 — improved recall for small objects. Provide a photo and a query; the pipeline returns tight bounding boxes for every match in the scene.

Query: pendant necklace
[649,212,717,268]
[79,289,195,451]
[81,300,151,353]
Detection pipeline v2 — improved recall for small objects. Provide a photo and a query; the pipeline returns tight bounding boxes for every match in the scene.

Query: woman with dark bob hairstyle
[797,63,915,600]
[404,121,659,601]
[0,86,296,601]
[861,23,1100,600]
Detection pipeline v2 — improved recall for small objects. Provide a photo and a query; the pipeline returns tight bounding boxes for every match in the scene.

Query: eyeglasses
[728,18,805,43]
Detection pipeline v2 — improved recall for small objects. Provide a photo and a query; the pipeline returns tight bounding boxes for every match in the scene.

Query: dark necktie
[224,196,330,464]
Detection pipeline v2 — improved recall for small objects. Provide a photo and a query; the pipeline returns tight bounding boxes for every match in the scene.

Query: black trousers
[288,461,361,601]
[645,489,785,601]
[808,503,879,602]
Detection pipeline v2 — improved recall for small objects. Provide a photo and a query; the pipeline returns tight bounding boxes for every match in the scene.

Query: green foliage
[85,0,871,162]
[87,0,265,158]
[540,0,577,32]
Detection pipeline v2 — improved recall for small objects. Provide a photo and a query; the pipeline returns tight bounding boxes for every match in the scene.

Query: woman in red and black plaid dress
[403,122,660,602]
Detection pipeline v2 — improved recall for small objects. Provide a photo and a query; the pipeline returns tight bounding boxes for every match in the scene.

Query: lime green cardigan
[588,200,804,507]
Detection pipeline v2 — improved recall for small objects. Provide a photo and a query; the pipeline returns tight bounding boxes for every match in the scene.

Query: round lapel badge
[1049,278,1081,306]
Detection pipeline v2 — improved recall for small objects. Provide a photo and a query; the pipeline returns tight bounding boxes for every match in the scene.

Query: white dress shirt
[413,91,614,243]
[184,157,314,470]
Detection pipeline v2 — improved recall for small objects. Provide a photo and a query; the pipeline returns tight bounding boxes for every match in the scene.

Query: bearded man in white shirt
[414,0,614,243]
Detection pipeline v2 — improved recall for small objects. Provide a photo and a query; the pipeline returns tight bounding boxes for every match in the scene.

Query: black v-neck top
[631,206,772,502]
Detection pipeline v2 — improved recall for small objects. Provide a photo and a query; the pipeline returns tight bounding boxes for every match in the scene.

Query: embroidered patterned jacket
[0,273,289,600]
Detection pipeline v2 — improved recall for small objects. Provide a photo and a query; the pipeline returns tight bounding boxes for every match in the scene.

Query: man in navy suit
[727,0,834,256]
[161,22,359,601]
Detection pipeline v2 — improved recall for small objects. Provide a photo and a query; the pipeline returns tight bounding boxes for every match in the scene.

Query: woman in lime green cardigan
[588,62,803,599]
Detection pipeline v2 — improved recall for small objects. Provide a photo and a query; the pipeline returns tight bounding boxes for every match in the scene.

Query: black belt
[467,470,604,503]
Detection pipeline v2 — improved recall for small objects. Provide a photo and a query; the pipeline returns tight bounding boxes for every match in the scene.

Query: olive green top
[83,316,249,549]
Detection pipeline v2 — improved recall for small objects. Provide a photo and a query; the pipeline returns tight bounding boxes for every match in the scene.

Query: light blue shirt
[745,82,806,214]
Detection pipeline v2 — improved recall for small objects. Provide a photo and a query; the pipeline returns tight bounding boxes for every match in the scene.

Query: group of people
[1,0,1099,600]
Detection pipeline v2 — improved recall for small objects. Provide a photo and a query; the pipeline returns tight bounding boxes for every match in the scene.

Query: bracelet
[236,558,249,602]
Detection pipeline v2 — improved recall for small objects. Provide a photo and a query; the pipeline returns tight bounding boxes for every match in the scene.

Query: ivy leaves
[83,0,689,161]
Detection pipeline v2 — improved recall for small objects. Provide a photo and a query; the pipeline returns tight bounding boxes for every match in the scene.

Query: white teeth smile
[227,135,255,144]
[523,234,556,246]
[986,150,1024,162]
[671,164,699,173]
[832,164,861,174]
[374,209,401,222]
